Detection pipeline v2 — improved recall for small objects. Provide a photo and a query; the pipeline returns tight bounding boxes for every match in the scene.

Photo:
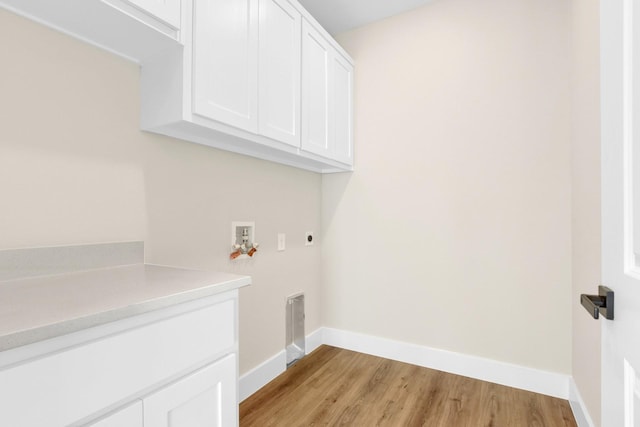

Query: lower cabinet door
[89,401,143,427]
[144,354,238,427]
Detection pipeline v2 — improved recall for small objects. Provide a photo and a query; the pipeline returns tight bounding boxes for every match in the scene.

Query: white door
[601,0,640,426]
[192,0,258,133]
[144,354,238,427]
[258,0,301,147]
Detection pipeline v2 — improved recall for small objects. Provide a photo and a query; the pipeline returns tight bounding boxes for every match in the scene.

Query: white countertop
[0,264,250,351]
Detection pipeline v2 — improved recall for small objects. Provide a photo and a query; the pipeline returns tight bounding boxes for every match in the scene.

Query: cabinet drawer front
[144,354,237,427]
[88,401,143,427]
[0,298,235,427]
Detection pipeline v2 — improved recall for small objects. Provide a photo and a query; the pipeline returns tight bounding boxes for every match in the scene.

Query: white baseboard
[239,328,325,402]
[239,350,285,402]
[321,327,571,399]
[241,327,574,405]
[305,327,324,354]
[569,378,596,427]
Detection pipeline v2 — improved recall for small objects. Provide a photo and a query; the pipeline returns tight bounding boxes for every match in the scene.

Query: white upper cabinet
[192,0,258,133]
[0,0,182,62]
[301,19,354,166]
[332,53,354,165]
[192,0,302,143]
[258,0,301,147]
[123,0,181,30]
[0,0,353,172]
[301,19,331,158]
[140,0,354,173]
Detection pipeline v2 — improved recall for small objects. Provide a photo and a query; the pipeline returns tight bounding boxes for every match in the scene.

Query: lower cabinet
[0,292,240,427]
[93,354,237,427]
[89,402,143,427]
[144,354,237,427]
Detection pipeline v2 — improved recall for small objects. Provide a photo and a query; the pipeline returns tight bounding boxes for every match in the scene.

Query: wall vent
[286,293,305,368]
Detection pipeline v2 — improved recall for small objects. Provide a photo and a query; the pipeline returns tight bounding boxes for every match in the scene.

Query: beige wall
[326,0,572,373]
[1,0,603,415]
[570,0,601,424]
[0,9,322,375]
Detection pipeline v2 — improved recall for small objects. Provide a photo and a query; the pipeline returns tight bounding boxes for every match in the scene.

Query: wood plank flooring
[240,345,577,426]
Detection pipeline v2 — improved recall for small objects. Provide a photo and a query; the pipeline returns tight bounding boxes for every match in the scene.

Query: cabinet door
[89,402,143,427]
[124,0,181,29]
[144,354,237,427]
[192,0,258,133]
[332,53,354,165]
[258,0,301,147]
[301,19,331,158]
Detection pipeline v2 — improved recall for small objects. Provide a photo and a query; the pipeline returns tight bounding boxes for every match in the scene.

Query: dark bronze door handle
[580,286,614,320]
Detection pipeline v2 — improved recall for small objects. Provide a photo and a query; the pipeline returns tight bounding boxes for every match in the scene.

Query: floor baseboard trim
[305,328,324,354]
[239,328,325,402]
[321,327,571,400]
[241,327,575,405]
[569,378,596,427]
[239,349,286,402]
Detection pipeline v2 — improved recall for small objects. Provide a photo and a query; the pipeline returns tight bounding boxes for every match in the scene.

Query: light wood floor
[240,345,577,426]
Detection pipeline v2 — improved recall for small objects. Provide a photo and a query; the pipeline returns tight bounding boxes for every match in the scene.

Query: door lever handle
[580,286,614,320]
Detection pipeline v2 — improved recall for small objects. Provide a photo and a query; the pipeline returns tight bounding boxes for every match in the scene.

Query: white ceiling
[297,0,436,35]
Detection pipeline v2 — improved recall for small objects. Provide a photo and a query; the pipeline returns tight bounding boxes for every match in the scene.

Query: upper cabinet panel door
[258,0,301,147]
[123,0,181,29]
[332,53,354,166]
[192,0,259,133]
[301,19,331,158]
